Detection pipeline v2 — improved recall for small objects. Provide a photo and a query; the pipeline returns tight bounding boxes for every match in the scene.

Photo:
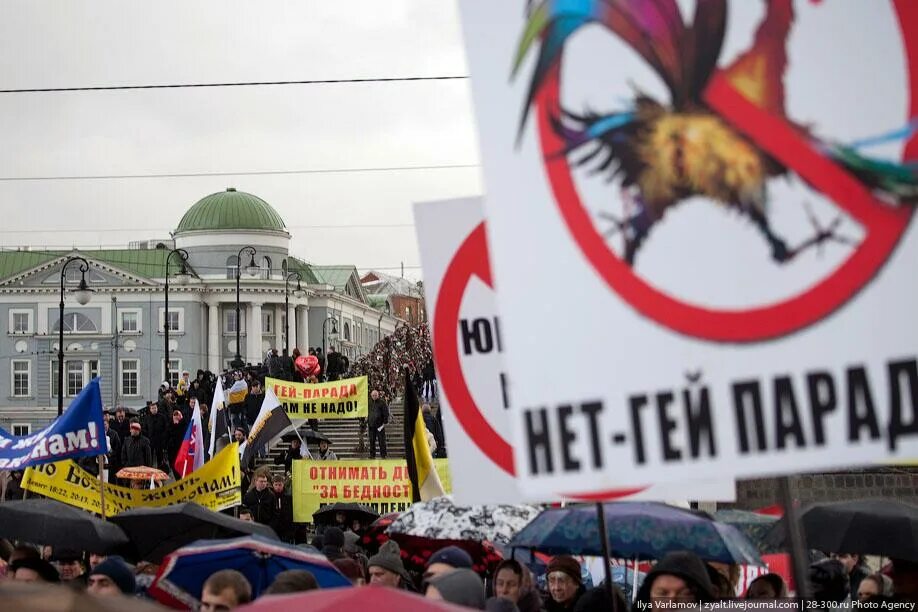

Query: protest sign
[267,376,368,419]
[22,443,241,517]
[291,459,451,522]
[0,378,107,470]
[459,1,918,497]
[415,196,734,504]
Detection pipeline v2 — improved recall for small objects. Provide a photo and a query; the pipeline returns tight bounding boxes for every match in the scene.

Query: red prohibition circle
[535,1,917,343]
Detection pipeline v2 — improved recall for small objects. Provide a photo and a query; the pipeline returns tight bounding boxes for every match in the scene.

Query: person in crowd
[423,359,436,401]
[426,568,487,609]
[111,407,131,441]
[244,379,264,428]
[368,389,390,459]
[835,553,870,598]
[368,540,409,589]
[54,549,87,588]
[10,558,60,583]
[634,551,716,609]
[889,557,918,602]
[87,556,135,597]
[166,409,187,473]
[544,555,586,612]
[271,475,295,542]
[142,402,169,468]
[342,532,370,577]
[315,347,326,380]
[176,370,191,403]
[572,581,629,612]
[321,527,347,562]
[266,349,284,380]
[334,558,367,586]
[275,436,306,474]
[316,438,338,461]
[122,418,152,469]
[486,597,520,612]
[201,569,252,611]
[745,573,787,599]
[857,573,894,602]
[243,471,277,526]
[88,553,106,571]
[708,562,739,598]
[234,426,254,489]
[238,507,254,522]
[264,569,319,595]
[103,416,121,482]
[199,403,211,444]
[492,560,542,612]
[706,564,735,599]
[425,546,473,581]
[809,559,850,603]
[9,545,40,565]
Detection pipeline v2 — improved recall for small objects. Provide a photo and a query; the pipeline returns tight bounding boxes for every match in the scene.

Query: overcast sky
[0,1,482,280]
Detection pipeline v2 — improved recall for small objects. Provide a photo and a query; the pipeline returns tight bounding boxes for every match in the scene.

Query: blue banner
[0,378,108,470]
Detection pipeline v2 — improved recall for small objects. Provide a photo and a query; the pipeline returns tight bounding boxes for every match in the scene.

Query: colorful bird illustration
[513,0,918,265]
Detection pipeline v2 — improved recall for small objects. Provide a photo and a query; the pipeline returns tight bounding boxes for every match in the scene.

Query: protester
[201,569,252,611]
[166,409,187,471]
[275,436,304,473]
[572,582,629,612]
[9,545,40,565]
[746,573,787,599]
[9,558,60,583]
[53,549,87,588]
[492,560,542,612]
[321,527,347,562]
[142,402,169,468]
[889,558,918,602]
[103,416,122,482]
[264,569,319,595]
[316,439,337,460]
[367,540,408,589]
[244,380,264,428]
[633,551,716,609]
[425,545,473,580]
[111,407,131,441]
[271,475,295,542]
[809,559,849,603]
[835,553,870,598]
[706,564,735,599]
[243,472,277,526]
[426,568,487,609]
[334,558,367,586]
[122,418,152,469]
[88,553,106,571]
[544,555,586,611]
[486,597,520,612]
[368,389,389,459]
[87,556,136,597]
[238,507,254,522]
[857,573,894,602]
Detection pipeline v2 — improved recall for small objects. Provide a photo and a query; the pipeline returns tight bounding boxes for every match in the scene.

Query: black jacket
[244,392,264,428]
[544,586,586,612]
[272,493,295,542]
[166,418,187,470]
[369,398,390,429]
[143,411,169,448]
[267,354,284,379]
[634,551,716,608]
[274,447,301,474]
[121,434,153,468]
[111,417,131,442]
[326,352,342,379]
[243,487,277,525]
[105,429,122,471]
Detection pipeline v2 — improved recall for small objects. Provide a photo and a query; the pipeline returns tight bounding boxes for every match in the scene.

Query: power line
[0,74,469,94]
[0,223,416,234]
[0,162,480,182]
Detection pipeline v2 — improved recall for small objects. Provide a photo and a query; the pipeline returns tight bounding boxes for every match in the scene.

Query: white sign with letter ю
[458,0,918,499]
[415,196,735,504]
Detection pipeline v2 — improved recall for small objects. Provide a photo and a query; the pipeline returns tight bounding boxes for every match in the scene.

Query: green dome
[176,188,286,233]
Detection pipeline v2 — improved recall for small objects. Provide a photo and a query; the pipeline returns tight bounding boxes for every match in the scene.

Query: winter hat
[368,540,406,578]
[809,559,849,603]
[52,548,83,563]
[635,551,716,607]
[427,568,486,610]
[427,545,473,570]
[343,531,361,554]
[324,527,345,549]
[547,555,582,584]
[90,556,136,594]
[9,558,60,583]
[264,569,318,595]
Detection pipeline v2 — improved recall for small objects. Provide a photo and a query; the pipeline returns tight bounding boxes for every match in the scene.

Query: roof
[360,269,420,297]
[312,265,368,303]
[0,248,189,283]
[175,188,286,233]
[0,251,59,280]
[284,256,319,285]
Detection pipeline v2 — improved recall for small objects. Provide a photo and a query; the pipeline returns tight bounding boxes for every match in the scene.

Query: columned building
[0,188,402,433]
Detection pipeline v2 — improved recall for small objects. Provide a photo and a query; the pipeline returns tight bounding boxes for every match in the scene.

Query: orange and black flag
[403,370,445,502]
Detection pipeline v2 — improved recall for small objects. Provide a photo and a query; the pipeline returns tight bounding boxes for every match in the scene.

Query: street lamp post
[163,248,191,385]
[232,246,258,369]
[322,316,339,358]
[284,271,305,356]
[58,257,94,416]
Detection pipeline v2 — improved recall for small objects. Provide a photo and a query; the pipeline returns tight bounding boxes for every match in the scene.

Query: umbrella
[764,499,918,561]
[360,512,400,554]
[389,533,504,574]
[116,466,170,481]
[237,584,469,611]
[714,509,780,552]
[0,499,128,553]
[149,535,351,608]
[387,496,541,546]
[510,502,764,566]
[0,581,168,611]
[281,428,330,444]
[111,502,278,563]
[312,502,379,526]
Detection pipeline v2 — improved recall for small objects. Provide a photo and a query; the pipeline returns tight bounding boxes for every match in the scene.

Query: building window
[226,255,239,279]
[9,309,33,334]
[262,311,273,334]
[224,310,245,334]
[158,308,184,333]
[52,312,97,334]
[261,256,272,280]
[121,359,139,396]
[11,360,30,397]
[343,322,351,341]
[67,360,84,396]
[163,359,181,389]
[12,423,30,436]
[281,260,288,276]
[118,308,141,333]
[52,359,98,398]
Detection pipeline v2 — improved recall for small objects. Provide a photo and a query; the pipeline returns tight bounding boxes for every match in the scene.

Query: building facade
[0,188,402,433]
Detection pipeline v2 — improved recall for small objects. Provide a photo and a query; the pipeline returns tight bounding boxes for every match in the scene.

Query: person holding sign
[368,390,390,459]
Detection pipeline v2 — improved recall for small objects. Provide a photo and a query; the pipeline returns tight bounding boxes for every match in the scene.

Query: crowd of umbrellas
[0,495,915,609]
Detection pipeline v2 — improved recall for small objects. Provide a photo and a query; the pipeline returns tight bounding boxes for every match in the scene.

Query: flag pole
[98,455,107,521]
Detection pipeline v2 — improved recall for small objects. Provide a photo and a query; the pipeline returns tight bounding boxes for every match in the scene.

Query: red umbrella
[360,512,400,555]
[388,533,504,575]
[238,585,468,611]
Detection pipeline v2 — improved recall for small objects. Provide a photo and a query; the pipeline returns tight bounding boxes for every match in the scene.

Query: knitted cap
[324,527,345,548]
[427,545,473,570]
[90,556,136,595]
[427,568,486,609]
[547,555,582,584]
[368,540,405,578]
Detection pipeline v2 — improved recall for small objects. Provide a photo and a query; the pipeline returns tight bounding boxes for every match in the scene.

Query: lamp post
[163,248,191,385]
[322,316,339,358]
[232,246,258,369]
[58,256,94,416]
[284,271,305,356]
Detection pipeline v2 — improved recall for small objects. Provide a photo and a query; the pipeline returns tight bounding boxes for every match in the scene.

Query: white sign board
[459,0,918,498]
[415,196,735,503]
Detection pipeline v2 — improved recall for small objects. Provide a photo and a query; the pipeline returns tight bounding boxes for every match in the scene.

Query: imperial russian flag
[174,403,205,478]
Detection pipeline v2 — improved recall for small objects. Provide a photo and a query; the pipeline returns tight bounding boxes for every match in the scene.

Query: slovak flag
[174,403,205,478]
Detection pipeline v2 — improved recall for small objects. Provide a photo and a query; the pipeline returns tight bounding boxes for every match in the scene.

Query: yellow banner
[266,376,368,420]
[21,443,241,518]
[292,459,451,522]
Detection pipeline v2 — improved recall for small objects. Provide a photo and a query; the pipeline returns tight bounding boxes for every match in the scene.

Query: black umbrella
[110,502,278,563]
[312,502,379,526]
[0,499,128,553]
[280,428,330,444]
[765,498,918,560]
